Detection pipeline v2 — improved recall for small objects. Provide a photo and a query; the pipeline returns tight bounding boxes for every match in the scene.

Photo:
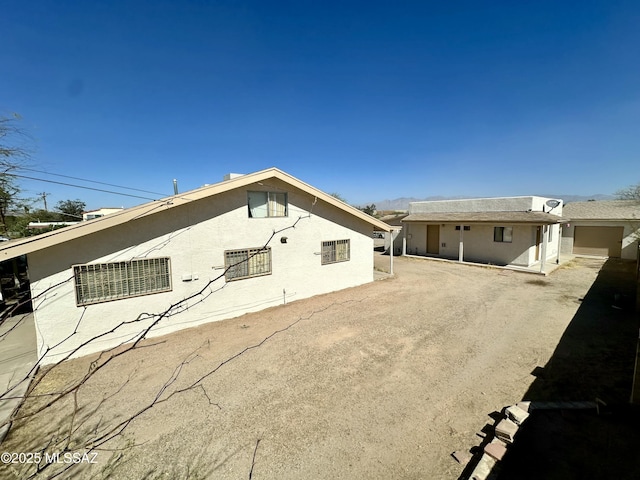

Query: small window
[321,240,350,265]
[225,247,272,281]
[455,226,471,231]
[548,226,553,242]
[248,191,288,218]
[494,227,513,243]
[74,257,172,306]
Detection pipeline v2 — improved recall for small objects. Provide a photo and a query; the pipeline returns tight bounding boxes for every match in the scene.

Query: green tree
[56,199,86,221]
[0,113,31,235]
[358,204,376,216]
[329,192,347,203]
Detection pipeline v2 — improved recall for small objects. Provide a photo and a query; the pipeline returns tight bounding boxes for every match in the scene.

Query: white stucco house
[82,207,124,221]
[561,200,639,260]
[0,168,390,364]
[402,196,565,272]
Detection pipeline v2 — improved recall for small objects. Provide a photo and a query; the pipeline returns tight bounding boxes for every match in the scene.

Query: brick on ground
[484,438,508,461]
[470,453,497,480]
[495,418,518,444]
[452,450,472,466]
[505,404,530,425]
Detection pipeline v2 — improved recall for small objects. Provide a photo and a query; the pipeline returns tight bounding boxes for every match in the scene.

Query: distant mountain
[371,194,615,211]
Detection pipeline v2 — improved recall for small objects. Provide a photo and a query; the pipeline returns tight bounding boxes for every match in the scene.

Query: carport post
[458,225,464,262]
[556,223,562,264]
[540,225,548,273]
[389,230,394,275]
[402,227,407,256]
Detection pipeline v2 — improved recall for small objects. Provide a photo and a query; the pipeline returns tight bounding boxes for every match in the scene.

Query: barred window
[74,257,172,306]
[225,247,272,281]
[321,239,350,265]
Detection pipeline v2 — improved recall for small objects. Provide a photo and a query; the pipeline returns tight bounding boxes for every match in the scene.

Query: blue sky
[1,0,639,210]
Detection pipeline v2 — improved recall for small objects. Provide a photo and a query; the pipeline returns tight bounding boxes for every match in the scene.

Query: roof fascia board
[0,167,389,260]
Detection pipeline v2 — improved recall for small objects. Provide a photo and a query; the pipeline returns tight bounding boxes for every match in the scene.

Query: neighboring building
[402,196,564,270]
[561,200,639,260]
[379,212,408,255]
[0,168,390,364]
[82,207,125,221]
[27,221,80,231]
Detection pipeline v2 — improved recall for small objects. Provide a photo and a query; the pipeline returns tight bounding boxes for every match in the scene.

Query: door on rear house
[427,225,440,255]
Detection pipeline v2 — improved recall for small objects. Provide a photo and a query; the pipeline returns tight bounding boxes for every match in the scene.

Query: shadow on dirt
[495,258,640,480]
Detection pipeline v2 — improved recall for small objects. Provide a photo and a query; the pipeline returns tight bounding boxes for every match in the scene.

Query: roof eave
[0,167,390,260]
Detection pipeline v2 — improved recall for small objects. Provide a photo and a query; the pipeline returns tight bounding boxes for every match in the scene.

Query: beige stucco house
[561,200,639,260]
[0,168,390,364]
[402,196,564,271]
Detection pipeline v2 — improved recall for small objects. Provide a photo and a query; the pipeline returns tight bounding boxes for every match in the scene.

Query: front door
[427,225,440,255]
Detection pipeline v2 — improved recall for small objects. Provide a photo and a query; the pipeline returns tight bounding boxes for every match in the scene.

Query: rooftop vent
[223,173,245,181]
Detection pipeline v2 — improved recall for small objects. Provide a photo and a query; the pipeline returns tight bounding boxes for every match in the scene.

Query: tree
[329,192,347,203]
[56,199,86,221]
[616,182,640,202]
[358,204,376,216]
[615,182,640,245]
[0,113,31,235]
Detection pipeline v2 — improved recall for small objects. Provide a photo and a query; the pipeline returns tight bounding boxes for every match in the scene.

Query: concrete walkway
[0,312,37,443]
[401,253,576,276]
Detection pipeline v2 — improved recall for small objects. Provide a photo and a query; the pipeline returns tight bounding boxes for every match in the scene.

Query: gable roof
[0,168,390,261]
[563,200,639,220]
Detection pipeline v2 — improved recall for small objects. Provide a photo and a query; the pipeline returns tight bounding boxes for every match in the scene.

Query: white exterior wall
[410,223,558,267]
[405,196,562,267]
[82,208,124,221]
[409,196,563,215]
[383,228,403,255]
[29,181,375,364]
[437,224,533,266]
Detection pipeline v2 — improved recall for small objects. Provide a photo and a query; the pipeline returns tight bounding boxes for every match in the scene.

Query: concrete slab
[0,313,37,443]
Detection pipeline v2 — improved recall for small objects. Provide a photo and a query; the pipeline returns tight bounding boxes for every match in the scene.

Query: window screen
[74,257,171,306]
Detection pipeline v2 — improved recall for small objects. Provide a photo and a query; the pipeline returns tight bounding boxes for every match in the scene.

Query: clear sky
[2,0,639,210]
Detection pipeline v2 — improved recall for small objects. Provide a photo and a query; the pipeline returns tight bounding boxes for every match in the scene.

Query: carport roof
[403,211,566,224]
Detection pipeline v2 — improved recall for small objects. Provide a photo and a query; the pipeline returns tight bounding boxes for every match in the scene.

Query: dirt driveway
[2,254,633,479]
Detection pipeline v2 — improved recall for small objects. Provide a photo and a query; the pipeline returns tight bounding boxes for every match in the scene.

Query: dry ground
[1,254,631,479]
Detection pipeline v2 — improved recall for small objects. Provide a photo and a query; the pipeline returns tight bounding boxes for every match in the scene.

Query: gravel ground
[2,254,627,479]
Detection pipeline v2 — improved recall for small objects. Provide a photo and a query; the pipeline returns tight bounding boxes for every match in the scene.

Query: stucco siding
[410,196,562,215]
[406,222,559,267]
[29,182,375,364]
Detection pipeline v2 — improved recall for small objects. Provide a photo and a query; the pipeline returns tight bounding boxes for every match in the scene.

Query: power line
[6,173,159,201]
[16,167,169,197]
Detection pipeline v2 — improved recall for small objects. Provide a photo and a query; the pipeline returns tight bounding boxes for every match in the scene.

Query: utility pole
[39,192,50,211]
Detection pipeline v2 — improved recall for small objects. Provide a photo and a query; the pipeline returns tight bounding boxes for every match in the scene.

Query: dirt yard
[2,254,636,479]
